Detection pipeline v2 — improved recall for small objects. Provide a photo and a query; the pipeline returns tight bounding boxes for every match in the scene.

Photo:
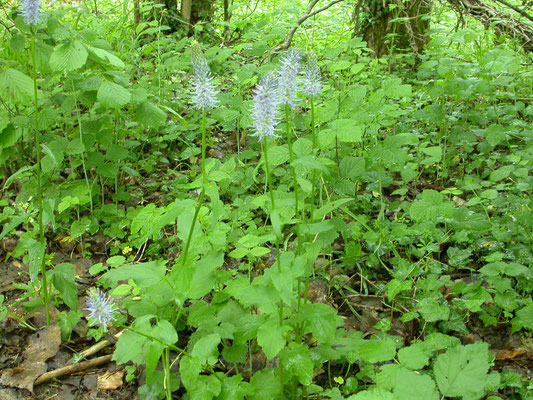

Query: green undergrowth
[0,2,531,399]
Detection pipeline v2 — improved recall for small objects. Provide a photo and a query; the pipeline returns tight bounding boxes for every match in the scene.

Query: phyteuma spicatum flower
[85,288,117,328]
[20,0,42,26]
[302,51,322,98]
[251,72,282,142]
[278,48,302,108]
[190,41,218,110]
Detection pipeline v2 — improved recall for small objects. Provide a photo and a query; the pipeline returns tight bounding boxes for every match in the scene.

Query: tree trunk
[357,0,432,57]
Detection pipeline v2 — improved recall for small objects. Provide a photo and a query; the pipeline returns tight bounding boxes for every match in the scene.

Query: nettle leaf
[394,368,439,400]
[434,342,491,399]
[398,342,431,369]
[348,388,398,400]
[340,156,365,180]
[382,78,412,98]
[418,298,450,322]
[87,45,125,69]
[280,342,314,386]
[266,144,290,167]
[1,68,33,101]
[329,119,363,143]
[52,263,78,310]
[301,302,343,344]
[359,335,397,363]
[101,261,166,288]
[257,317,289,360]
[50,40,88,72]
[97,81,131,109]
[409,190,454,222]
[136,102,167,129]
[191,333,221,365]
[479,262,529,277]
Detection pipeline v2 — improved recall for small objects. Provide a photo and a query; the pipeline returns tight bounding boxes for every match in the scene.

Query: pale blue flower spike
[251,72,282,142]
[20,0,42,26]
[191,42,218,110]
[302,52,322,98]
[278,48,302,108]
[85,288,117,327]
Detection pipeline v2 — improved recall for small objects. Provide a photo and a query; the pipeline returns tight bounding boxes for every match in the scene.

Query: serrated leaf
[393,368,439,400]
[1,68,33,101]
[301,302,343,344]
[52,263,78,310]
[101,261,166,288]
[280,342,314,386]
[50,41,88,72]
[398,343,430,369]
[257,318,287,360]
[87,45,125,68]
[359,336,397,363]
[434,342,490,399]
[191,333,221,365]
[97,81,131,109]
[329,119,363,143]
[136,102,167,129]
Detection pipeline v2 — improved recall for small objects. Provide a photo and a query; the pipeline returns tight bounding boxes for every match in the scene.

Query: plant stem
[30,30,50,325]
[285,105,301,254]
[310,97,317,222]
[181,110,207,265]
[262,140,283,327]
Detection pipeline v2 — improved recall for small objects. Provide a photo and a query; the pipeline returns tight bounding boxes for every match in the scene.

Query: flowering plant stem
[30,29,50,325]
[181,110,207,265]
[285,105,301,254]
[309,97,317,222]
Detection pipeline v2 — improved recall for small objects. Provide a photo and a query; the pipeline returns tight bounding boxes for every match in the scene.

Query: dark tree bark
[357,0,432,58]
[448,0,533,52]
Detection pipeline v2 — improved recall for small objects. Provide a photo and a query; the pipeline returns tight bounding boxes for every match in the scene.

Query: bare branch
[273,0,347,53]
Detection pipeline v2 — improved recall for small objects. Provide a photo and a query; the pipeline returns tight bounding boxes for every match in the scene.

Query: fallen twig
[34,354,113,386]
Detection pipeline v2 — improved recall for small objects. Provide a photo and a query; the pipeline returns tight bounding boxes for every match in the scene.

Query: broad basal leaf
[50,41,88,72]
[434,342,490,399]
[97,81,131,109]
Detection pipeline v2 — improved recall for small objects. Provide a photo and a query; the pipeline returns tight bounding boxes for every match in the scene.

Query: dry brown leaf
[97,370,124,390]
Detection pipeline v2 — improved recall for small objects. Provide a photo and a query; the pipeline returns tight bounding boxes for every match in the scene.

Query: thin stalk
[262,140,283,327]
[309,97,317,222]
[71,80,93,212]
[181,110,207,265]
[31,30,50,325]
[285,105,301,254]
[163,348,172,400]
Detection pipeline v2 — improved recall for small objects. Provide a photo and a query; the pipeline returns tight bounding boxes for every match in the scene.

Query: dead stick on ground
[34,354,113,386]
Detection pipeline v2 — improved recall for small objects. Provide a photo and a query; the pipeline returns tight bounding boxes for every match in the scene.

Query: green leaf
[189,252,224,299]
[398,343,430,369]
[348,388,398,400]
[101,261,166,288]
[314,198,353,221]
[257,317,287,360]
[97,81,131,109]
[280,342,314,386]
[383,78,412,98]
[393,368,439,400]
[50,41,88,72]
[340,156,365,180]
[434,342,490,399]
[418,298,450,322]
[329,119,363,143]
[266,145,290,167]
[136,102,167,129]
[52,263,78,310]
[489,165,513,182]
[87,45,125,68]
[1,68,33,101]
[409,190,454,222]
[359,336,397,363]
[301,302,343,344]
[191,333,221,365]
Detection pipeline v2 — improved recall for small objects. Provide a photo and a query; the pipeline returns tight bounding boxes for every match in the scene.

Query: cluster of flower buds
[190,41,219,110]
[251,49,323,141]
[20,0,42,26]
